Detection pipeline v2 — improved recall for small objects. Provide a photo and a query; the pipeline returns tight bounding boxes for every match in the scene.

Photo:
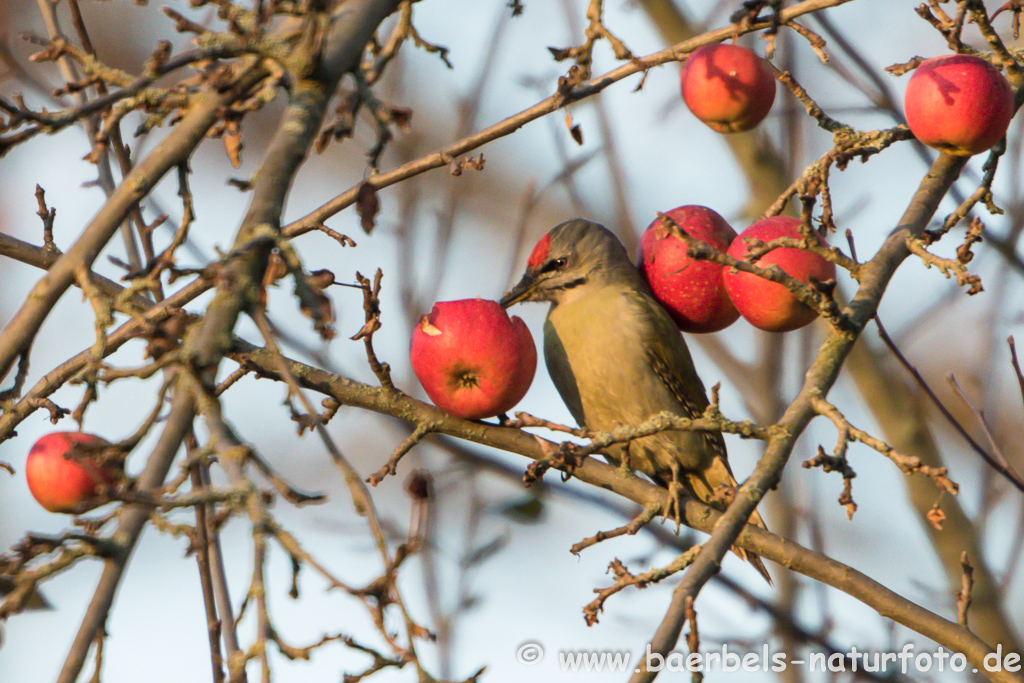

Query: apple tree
[0,1,1022,682]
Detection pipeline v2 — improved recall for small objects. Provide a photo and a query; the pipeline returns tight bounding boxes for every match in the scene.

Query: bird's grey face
[499,219,629,308]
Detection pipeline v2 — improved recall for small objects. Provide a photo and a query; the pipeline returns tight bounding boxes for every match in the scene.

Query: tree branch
[228,338,1013,680]
[630,151,977,682]
[279,0,857,239]
[0,59,267,387]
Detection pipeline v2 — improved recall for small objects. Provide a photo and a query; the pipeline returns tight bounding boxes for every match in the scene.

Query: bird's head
[500,219,638,308]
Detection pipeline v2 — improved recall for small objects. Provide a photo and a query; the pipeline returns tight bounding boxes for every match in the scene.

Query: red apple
[904,55,1015,156]
[723,216,836,332]
[25,432,115,513]
[410,299,537,420]
[680,43,777,133]
[638,205,739,333]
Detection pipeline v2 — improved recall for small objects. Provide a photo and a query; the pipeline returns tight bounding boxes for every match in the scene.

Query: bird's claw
[661,479,686,534]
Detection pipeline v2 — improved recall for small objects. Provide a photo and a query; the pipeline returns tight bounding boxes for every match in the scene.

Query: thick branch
[0,231,208,441]
[5,214,1002,677]
[187,0,403,374]
[57,375,196,683]
[229,339,1011,678]
[631,151,976,682]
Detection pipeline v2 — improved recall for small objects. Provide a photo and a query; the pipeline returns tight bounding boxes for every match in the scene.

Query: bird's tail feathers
[685,459,772,585]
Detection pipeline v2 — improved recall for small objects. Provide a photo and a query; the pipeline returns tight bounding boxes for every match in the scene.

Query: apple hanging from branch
[638,205,740,333]
[904,54,1015,157]
[25,432,118,513]
[680,43,777,134]
[723,216,836,333]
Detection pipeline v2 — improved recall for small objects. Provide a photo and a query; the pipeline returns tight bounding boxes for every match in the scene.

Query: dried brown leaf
[356,182,380,234]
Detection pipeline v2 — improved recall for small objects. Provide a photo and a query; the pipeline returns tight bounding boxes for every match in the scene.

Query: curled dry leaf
[308,269,336,290]
[405,471,431,501]
[349,318,381,342]
[564,110,583,145]
[356,181,380,234]
[145,309,191,360]
[223,120,243,168]
[264,252,289,286]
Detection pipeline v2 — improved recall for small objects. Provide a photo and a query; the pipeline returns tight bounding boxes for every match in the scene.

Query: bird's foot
[661,478,687,534]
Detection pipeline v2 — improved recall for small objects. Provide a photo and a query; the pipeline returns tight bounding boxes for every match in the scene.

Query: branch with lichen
[0,42,253,156]
[905,235,984,295]
[630,149,1023,681]
[219,330,1022,680]
[743,233,861,275]
[940,148,1005,234]
[969,1,1019,70]
[914,1,968,53]
[810,393,958,498]
[3,2,1018,681]
[763,124,915,222]
[249,303,435,675]
[522,405,779,486]
[548,0,635,85]
[0,541,103,618]
[281,0,856,241]
[364,0,451,83]
[584,551,700,626]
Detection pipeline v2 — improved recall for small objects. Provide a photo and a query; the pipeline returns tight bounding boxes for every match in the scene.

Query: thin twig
[368,423,434,486]
[570,503,661,554]
[811,394,958,494]
[957,552,974,628]
[280,0,862,241]
[875,316,1024,494]
[947,373,1024,488]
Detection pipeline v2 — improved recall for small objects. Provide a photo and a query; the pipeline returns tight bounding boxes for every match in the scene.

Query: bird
[500,218,770,583]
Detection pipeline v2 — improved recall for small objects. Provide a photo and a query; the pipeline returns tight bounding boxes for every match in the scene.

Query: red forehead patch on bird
[527,232,552,271]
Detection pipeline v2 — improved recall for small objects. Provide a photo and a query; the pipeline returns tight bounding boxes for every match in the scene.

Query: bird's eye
[540,256,568,274]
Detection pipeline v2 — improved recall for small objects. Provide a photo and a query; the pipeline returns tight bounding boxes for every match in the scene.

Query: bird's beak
[499,272,538,308]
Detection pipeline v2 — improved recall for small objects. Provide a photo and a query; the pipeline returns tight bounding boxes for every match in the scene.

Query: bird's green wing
[633,292,711,416]
[543,316,587,427]
[635,291,732,470]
